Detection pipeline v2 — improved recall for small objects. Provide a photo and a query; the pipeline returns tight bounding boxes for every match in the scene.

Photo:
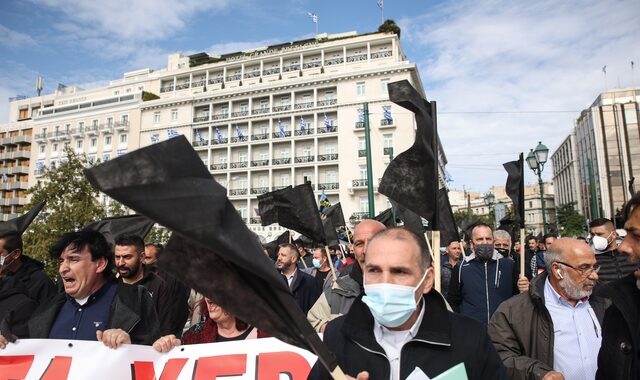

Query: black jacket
[309,291,509,380]
[129,268,178,336]
[596,273,639,380]
[0,282,38,339]
[1,255,57,306]
[286,268,321,314]
[27,280,160,345]
[595,249,637,284]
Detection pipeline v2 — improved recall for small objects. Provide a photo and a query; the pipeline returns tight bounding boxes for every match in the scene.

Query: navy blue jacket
[283,268,321,314]
[446,253,519,324]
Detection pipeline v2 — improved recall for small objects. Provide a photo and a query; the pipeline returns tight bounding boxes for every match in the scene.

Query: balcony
[318,153,338,161]
[192,79,206,87]
[318,182,339,191]
[272,131,291,138]
[0,198,10,207]
[35,168,45,176]
[212,113,228,120]
[303,61,322,69]
[383,147,394,156]
[250,187,269,195]
[294,156,314,163]
[86,125,100,135]
[34,132,47,141]
[244,71,260,79]
[212,137,228,145]
[352,179,368,187]
[252,108,270,115]
[272,105,291,112]
[251,159,269,167]
[193,116,209,123]
[349,212,369,223]
[229,188,248,196]
[262,68,280,75]
[358,149,366,157]
[226,74,241,81]
[10,181,29,190]
[231,111,249,117]
[272,185,288,190]
[101,124,114,134]
[160,85,174,93]
[272,158,291,165]
[294,128,314,136]
[282,64,300,73]
[9,165,29,174]
[294,102,314,110]
[249,217,261,224]
[371,51,393,59]
[193,139,209,147]
[10,197,27,205]
[229,161,249,169]
[251,133,269,141]
[317,125,338,134]
[72,128,84,138]
[175,82,190,90]
[230,136,248,143]
[208,77,224,85]
[380,119,394,127]
[347,54,367,62]
[210,163,228,170]
[317,99,337,107]
[354,122,365,129]
[324,58,344,66]
[115,121,129,132]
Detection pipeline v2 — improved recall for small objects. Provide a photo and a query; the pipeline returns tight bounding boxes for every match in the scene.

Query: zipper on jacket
[484,262,490,322]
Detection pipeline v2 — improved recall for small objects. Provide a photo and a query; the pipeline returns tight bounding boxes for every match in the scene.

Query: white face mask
[591,232,613,252]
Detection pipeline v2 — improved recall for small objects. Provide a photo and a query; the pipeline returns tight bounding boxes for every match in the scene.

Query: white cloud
[0,24,37,48]
[206,38,289,55]
[400,0,640,191]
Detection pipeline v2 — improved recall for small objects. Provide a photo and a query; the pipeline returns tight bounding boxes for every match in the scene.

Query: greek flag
[307,12,318,23]
[117,149,126,157]
[377,0,383,9]
[2,174,7,183]
[216,128,223,144]
[358,108,365,123]
[300,116,306,132]
[236,125,244,139]
[324,114,335,132]
[36,161,45,171]
[150,134,159,143]
[278,120,286,137]
[195,129,206,144]
[383,106,393,122]
[167,129,179,138]
[444,169,453,184]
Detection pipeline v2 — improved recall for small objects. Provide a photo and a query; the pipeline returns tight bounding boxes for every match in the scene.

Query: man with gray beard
[488,238,607,380]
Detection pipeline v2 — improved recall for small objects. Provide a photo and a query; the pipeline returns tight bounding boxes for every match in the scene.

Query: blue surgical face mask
[362,269,429,328]
[312,258,322,269]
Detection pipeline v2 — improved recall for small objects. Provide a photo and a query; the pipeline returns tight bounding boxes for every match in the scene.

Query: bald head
[545,238,593,265]
[544,238,599,302]
[353,219,386,266]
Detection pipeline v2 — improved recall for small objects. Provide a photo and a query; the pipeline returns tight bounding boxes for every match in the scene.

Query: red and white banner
[0,338,318,380]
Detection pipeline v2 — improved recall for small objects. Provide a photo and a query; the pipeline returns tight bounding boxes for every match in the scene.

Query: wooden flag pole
[520,228,526,278]
[324,245,337,281]
[424,231,441,292]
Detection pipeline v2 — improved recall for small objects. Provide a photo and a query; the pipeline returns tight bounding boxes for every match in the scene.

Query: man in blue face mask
[309,227,508,380]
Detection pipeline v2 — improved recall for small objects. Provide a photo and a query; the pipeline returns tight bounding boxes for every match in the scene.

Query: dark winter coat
[286,268,321,314]
[0,282,38,339]
[1,255,57,306]
[594,249,637,284]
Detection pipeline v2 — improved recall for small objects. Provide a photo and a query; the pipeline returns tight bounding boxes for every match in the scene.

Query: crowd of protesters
[1,192,640,380]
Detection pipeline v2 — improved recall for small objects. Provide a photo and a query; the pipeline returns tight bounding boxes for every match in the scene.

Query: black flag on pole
[503,153,525,227]
[0,201,46,235]
[438,188,460,246]
[322,202,345,247]
[83,136,339,373]
[82,214,155,247]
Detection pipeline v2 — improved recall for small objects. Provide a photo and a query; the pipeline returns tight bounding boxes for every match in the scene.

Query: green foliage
[145,225,171,245]
[23,147,106,278]
[556,202,586,237]
[378,19,401,38]
[106,199,129,217]
[141,91,160,101]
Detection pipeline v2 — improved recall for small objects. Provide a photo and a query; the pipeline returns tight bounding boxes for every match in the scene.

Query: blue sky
[0,0,639,193]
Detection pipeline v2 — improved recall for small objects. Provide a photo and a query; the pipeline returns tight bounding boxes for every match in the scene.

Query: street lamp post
[483,191,496,227]
[526,141,549,235]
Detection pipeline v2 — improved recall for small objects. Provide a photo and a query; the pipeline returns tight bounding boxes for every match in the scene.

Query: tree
[378,19,401,38]
[145,224,171,245]
[23,147,106,278]
[556,202,586,238]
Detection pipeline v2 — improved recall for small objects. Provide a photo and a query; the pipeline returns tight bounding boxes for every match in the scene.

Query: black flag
[0,201,45,235]
[373,208,395,227]
[379,80,439,227]
[503,153,525,227]
[322,203,345,247]
[438,188,460,246]
[83,136,339,373]
[82,214,155,247]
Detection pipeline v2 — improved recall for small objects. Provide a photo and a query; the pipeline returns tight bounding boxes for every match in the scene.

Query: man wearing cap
[0,230,160,349]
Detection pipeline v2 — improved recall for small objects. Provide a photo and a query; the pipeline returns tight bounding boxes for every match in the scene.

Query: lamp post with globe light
[483,191,496,227]
[526,141,549,235]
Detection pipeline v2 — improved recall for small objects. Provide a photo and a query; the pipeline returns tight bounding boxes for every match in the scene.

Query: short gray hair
[543,246,563,270]
[493,230,511,242]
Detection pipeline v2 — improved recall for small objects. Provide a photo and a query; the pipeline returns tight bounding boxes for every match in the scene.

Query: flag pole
[324,245,337,281]
[432,231,441,292]
[363,102,375,218]
[519,228,525,278]
[431,100,441,292]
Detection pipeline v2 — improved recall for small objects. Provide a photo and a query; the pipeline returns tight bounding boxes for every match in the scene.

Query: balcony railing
[249,217,262,224]
[317,125,338,133]
[324,58,344,66]
[250,187,269,195]
[35,168,45,176]
[208,77,224,84]
[294,156,314,163]
[210,163,228,170]
[272,185,288,190]
[272,131,291,138]
[383,147,394,156]
[251,159,269,167]
[251,133,269,141]
[302,61,321,69]
[358,149,366,157]
[354,122,365,129]
[193,140,209,147]
[34,132,47,140]
[229,161,249,169]
[115,121,130,131]
[193,116,209,123]
[192,80,206,87]
[262,68,280,75]
[272,105,291,112]
[272,158,291,165]
[252,108,270,115]
[350,212,369,222]
[318,153,338,161]
[212,138,228,145]
[317,99,337,106]
[244,71,261,79]
[229,189,248,196]
[230,136,247,143]
[371,51,393,59]
[347,54,367,62]
[160,85,174,93]
[318,182,339,190]
[231,111,249,117]
[380,118,394,126]
[294,102,314,110]
[352,179,368,187]
[175,82,190,90]
[226,74,241,81]
[212,113,228,120]
[294,128,314,136]
[282,64,300,72]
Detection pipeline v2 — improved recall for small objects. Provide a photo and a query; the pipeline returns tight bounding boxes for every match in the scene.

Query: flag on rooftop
[167,129,179,138]
[307,12,318,23]
[195,129,206,144]
[377,0,384,9]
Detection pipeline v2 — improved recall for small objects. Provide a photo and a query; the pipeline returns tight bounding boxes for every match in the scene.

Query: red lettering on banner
[0,355,35,380]
[256,352,311,380]
[131,358,189,380]
[40,356,72,380]
[192,354,247,379]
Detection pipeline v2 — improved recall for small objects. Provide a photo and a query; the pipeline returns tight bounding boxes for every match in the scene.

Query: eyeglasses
[556,261,601,276]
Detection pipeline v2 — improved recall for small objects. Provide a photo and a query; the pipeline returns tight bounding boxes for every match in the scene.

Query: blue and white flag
[300,116,306,132]
[36,161,45,171]
[307,12,318,23]
[236,125,245,139]
[383,106,393,122]
[324,114,335,132]
[195,129,206,144]
[2,174,7,183]
[278,119,286,137]
[150,134,159,143]
[358,108,365,123]
[167,129,179,138]
[377,0,383,9]
[216,128,224,144]
[444,169,453,184]
[117,149,126,157]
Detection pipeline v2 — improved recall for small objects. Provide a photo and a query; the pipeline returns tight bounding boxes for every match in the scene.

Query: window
[381,79,390,94]
[90,138,97,147]
[120,134,128,144]
[171,109,178,122]
[104,136,112,146]
[18,109,29,119]
[138,86,144,91]
[383,134,393,148]
[126,88,131,93]
[78,122,84,129]
[359,165,367,179]
[240,103,248,113]
[258,176,268,187]
[302,145,312,156]
[281,174,290,186]
[76,140,83,149]
[281,97,290,106]
[121,115,129,125]
[356,82,366,97]
[221,106,228,116]
[153,112,161,124]
[359,197,369,212]
[260,100,269,110]
[52,143,58,152]
[39,145,45,154]
[259,152,268,160]
[281,149,290,159]
[325,144,336,154]
[64,123,71,132]
[92,120,98,127]
[219,155,227,164]
[302,172,312,183]
[102,154,110,162]
[357,137,365,150]
[326,170,337,183]
[114,90,120,95]
[529,201,533,208]
[260,125,268,134]
[106,117,113,127]
[324,90,335,100]
[239,152,248,162]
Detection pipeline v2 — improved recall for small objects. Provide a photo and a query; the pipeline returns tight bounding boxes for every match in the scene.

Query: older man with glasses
[488,238,608,380]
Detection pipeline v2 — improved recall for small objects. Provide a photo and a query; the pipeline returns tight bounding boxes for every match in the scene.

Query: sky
[0,0,638,193]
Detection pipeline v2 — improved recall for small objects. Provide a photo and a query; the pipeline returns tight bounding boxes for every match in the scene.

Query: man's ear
[422,267,435,295]
[95,256,108,274]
